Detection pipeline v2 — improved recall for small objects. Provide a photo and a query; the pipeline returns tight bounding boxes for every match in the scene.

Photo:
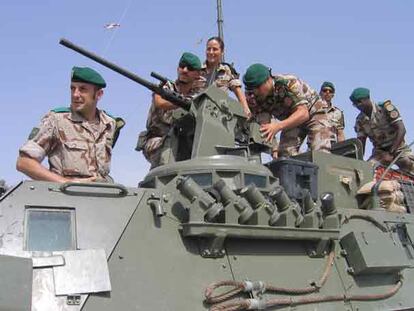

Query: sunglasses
[322,89,334,94]
[178,62,198,71]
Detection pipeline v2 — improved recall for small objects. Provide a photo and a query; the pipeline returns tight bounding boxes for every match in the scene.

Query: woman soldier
[199,36,251,118]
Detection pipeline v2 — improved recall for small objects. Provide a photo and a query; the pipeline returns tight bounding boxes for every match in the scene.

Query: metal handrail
[59,182,128,197]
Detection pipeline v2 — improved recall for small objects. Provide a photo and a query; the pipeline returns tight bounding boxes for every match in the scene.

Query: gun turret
[59,38,191,110]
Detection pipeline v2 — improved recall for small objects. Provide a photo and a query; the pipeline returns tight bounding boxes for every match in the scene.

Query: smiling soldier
[16,66,124,183]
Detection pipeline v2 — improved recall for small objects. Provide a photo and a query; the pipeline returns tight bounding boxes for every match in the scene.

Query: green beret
[350,87,370,102]
[243,63,270,89]
[71,66,106,88]
[321,81,335,92]
[179,52,201,70]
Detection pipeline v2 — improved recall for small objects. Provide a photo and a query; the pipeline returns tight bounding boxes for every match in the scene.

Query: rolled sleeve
[291,100,308,109]
[19,112,57,162]
[338,111,345,130]
[19,140,47,162]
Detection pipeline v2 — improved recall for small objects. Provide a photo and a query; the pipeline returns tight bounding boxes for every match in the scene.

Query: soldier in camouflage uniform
[320,81,345,144]
[243,63,332,158]
[17,67,124,183]
[350,87,414,174]
[138,52,202,169]
[198,36,251,119]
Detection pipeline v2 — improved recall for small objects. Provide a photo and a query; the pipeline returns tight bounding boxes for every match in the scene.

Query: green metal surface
[341,230,411,275]
[0,255,32,311]
[296,150,374,209]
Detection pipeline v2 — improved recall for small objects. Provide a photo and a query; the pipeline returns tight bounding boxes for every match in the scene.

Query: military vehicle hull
[3,41,413,310]
[1,152,414,310]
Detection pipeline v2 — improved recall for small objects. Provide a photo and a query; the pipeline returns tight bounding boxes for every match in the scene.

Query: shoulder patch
[389,110,399,119]
[28,127,40,140]
[51,107,70,113]
[115,117,126,129]
[380,100,400,120]
[112,117,125,148]
[378,100,394,110]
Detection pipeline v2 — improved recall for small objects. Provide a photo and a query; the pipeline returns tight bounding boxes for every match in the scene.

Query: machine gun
[60,38,272,164]
[150,71,170,86]
[59,38,191,111]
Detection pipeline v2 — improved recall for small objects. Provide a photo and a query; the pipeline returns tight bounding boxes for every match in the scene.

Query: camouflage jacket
[145,80,199,138]
[354,100,403,149]
[19,108,117,179]
[327,103,345,141]
[197,62,242,92]
[246,75,327,121]
[327,105,345,130]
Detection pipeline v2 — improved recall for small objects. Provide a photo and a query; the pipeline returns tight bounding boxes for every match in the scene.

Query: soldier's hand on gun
[260,121,282,143]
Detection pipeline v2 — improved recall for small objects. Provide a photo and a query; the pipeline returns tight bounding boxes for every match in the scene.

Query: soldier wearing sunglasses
[137,52,202,168]
[320,81,345,143]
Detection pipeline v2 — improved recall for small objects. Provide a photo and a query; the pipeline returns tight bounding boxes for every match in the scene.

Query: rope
[209,280,402,311]
[205,244,335,303]
[205,280,245,304]
[342,214,388,232]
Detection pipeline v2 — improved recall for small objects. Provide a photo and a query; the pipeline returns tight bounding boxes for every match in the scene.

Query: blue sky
[1,0,414,186]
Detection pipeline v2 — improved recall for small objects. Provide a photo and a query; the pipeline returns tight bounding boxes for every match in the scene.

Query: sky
[1,0,414,187]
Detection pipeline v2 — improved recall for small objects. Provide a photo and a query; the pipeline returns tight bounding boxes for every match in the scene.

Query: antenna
[216,0,224,62]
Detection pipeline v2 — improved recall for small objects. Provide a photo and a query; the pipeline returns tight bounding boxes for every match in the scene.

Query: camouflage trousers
[369,145,414,175]
[278,111,332,157]
[143,136,165,169]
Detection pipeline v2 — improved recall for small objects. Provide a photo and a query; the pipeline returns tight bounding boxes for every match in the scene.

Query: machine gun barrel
[150,72,169,85]
[59,38,191,110]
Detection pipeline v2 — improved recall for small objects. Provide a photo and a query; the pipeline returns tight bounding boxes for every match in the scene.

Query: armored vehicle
[1,40,414,311]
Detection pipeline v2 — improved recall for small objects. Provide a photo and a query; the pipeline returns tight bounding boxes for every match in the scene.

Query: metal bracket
[199,234,227,258]
[32,255,65,268]
[66,295,81,305]
[147,193,165,217]
[354,169,363,184]
[339,175,352,192]
[306,238,331,258]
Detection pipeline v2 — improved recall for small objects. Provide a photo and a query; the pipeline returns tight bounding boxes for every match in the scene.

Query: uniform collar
[68,108,109,124]
[202,62,225,72]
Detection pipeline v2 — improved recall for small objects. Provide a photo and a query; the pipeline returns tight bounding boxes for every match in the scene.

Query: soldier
[243,63,332,157]
[198,36,251,118]
[320,81,345,144]
[16,66,124,183]
[138,52,202,169]
[350,87,414,174]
